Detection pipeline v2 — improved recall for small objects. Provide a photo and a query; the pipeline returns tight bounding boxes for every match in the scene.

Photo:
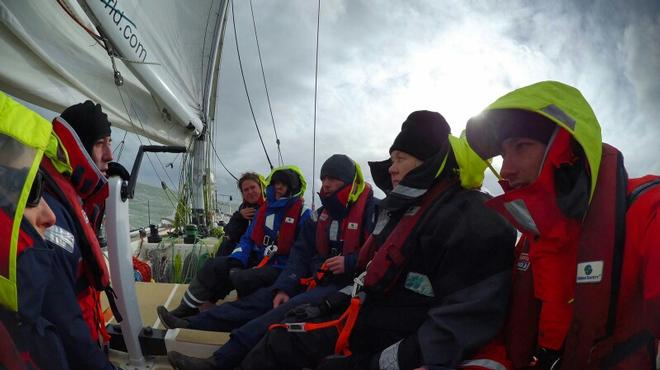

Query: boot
[168,351,217,370]
[157,306,190,329]
[168,302,200,318]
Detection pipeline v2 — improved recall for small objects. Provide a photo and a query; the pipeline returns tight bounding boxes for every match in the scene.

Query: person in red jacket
[463,80,660,369]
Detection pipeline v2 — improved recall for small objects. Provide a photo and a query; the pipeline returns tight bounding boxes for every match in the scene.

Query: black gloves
[531,347,562,370]
[107,162,130,181]
[284,303,327,322]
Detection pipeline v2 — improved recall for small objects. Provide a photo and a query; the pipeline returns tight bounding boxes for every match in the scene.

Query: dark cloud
[101,0,659,203]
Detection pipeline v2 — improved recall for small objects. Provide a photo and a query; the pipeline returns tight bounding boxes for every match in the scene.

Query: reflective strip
[185,290,205,304]
[378,340,401,370]
[542,104,576,130]
[373,211,390,235]
[182,295,197,308]
[459,359,507,370]
[45,225,75,253]
[329,220,339,241]
[503,199,539,235]
[265,214,275,230]
[391,185,427,198]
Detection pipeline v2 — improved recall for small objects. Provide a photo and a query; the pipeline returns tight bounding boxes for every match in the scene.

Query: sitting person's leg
[210,285,339,369]
[172,286,274,331]
[229,265,280,298]
[164,255,241,318]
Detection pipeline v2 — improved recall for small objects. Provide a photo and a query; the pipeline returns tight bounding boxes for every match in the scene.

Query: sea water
[129,182,237,230]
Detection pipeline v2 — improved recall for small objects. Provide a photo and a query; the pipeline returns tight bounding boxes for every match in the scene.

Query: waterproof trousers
[201,284,340,369]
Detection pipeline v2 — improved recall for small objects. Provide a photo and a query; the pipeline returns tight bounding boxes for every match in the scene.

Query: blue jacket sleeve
[228,220,257,267]
[272,212,318,296]
[41,206,116,370]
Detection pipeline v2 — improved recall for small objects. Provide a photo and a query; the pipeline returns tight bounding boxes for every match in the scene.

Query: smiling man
[464,81,660,370]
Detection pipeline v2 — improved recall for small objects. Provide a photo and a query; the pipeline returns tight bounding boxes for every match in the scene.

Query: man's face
[91,136,113,177]
[24,198,56,239]
[241,179,262,204]
[500,137,547,189]
[388,150,422,188]
[321,177,346,195]
[273,181,289,199]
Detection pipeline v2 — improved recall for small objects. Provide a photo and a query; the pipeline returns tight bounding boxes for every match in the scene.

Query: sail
[0,0,228,146]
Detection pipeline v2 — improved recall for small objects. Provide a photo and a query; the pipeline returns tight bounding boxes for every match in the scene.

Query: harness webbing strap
[268,297,362,356]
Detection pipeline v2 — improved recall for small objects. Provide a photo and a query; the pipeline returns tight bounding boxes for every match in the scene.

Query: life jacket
[41,118,120,344]
[315,183,372,257]
[251,197,304,257]
[357,179,455,293]
[504,144,660,369]
[300,184,373,290]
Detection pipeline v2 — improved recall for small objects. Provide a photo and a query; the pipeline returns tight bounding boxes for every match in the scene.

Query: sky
[33,0,660,205]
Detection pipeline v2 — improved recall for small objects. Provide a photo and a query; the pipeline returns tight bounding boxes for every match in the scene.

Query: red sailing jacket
[251,197,304,256]
[464,145,660,370]
[315,183,372,257]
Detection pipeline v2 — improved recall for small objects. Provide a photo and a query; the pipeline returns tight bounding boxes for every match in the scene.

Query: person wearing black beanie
[229,110,516,370]
[60,100,113,176]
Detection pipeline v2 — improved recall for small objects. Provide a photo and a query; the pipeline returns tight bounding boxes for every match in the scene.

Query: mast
[192,0,229,229]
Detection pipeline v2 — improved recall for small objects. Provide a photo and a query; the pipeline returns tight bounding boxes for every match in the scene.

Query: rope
[55,0,105,45]
[210,139,239,181]
[311,0,321,210]
[114,85,177,208]
[249,0,283,166]
[112,130,128,160]
[230,0,274,170]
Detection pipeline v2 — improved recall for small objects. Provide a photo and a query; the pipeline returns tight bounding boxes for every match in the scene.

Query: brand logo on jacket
[347,222,358,230]
[576,261,603,283]
[285,216,295,224]
[516,252,530,271]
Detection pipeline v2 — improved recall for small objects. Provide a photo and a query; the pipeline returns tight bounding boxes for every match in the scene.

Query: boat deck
[103,282,236,369]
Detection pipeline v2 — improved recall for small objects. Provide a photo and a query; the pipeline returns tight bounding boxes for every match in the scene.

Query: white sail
[0,0,227,146]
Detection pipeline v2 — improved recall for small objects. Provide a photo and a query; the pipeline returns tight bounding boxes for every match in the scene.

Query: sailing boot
[168,351,217,370]
[167,302,199,318]
[157,306,190,329]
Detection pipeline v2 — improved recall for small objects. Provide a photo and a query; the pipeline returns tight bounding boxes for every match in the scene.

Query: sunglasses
[26,170,45,208]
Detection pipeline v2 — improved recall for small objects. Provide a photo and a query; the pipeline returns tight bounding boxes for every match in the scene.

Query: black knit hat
[61,100,112,154]
[320,154,356,185]
[389,110,451,161]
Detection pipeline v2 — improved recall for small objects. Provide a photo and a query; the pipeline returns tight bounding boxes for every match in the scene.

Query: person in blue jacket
[158,165,311,327]
[40,102,122,370]
[165,154,378,370]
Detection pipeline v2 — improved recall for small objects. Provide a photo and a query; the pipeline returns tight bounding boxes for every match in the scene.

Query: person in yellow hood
[463,81,660,370]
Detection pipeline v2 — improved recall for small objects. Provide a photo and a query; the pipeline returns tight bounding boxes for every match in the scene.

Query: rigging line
[113,85,178,195]
[249,0,283,166]
[118,86,179,191]
[199,0,216,100]
[55,0,105,45]
[311,0,321,210]
[230,0,274,170]
[113,129,128,160]
[209,138,239,181]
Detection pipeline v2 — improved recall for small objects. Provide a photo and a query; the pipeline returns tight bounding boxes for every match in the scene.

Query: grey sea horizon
[129,182,239,230]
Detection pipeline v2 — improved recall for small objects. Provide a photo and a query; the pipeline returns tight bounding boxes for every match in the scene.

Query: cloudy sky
[105,0,660,204]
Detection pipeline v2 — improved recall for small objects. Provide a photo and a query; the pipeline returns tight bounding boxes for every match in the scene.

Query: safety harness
[270,180,453,355]
[252,197,304,268]
[300,184,372,290]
